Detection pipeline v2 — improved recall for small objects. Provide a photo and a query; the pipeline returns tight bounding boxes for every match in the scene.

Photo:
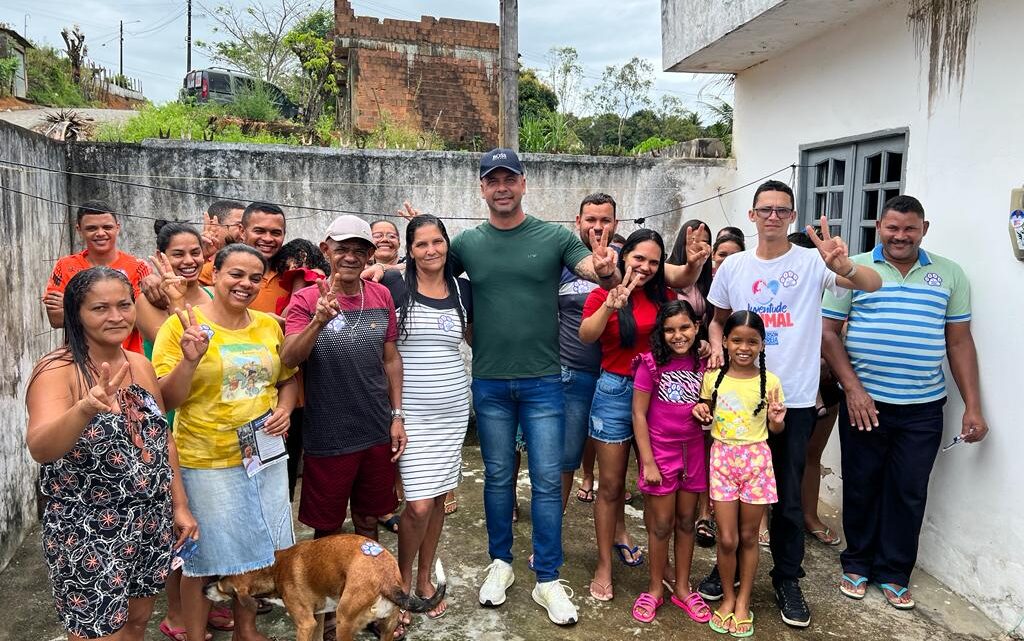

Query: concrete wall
[66,141,737,258]
[0,122,69,568]
[724,0,1024,629]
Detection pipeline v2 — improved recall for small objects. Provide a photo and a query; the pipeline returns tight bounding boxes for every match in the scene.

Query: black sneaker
[774,578,811,627]
[697,565,723,601]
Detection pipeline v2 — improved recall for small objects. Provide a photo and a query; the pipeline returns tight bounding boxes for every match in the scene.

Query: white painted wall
[724,0,1024,629]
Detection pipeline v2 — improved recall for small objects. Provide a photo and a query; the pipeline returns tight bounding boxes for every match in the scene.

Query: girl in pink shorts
[630,300,713,625]
[692,310,786,637]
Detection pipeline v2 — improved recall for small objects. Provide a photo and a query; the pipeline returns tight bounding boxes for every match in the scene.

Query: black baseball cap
[479,147,524,178]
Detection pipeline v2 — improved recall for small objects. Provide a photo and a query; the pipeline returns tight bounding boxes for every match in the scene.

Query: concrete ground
[1,443,1003,641]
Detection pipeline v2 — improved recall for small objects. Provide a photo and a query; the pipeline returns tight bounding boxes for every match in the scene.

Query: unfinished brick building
[334,0,499,149]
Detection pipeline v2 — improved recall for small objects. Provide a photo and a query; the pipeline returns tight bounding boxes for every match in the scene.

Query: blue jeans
[472,375,565,582]
[561,366,598,472]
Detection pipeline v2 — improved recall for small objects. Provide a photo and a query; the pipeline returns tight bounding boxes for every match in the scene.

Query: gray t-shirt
[558,267,602,373]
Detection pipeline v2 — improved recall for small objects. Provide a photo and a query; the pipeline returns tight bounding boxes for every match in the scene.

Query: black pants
[838,398,945,586]
[287,406,304,502]
[767,406,815,582]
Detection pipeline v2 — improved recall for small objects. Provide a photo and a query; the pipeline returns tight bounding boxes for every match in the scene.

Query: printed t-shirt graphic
[708,246,844,408]
[700,370,784,444]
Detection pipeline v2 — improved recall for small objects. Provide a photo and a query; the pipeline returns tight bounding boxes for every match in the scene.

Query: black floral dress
[40,384,174,639]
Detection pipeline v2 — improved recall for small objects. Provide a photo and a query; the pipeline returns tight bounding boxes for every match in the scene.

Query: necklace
[344,281,365,342]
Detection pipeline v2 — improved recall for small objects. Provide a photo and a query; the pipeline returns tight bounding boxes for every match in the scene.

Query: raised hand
[200,212,221,259]
[83,361,130,415]
[397,201,421,221]
[149,252,188,302]
[42,291,63,312]
[314,277,341,324]
[692,401,713,425]
[806,216,853,276]
[589,227,617,280]
[176,304,210,363]
[685,223,712,267]
[767,386,787,430]
[603,265,641,310]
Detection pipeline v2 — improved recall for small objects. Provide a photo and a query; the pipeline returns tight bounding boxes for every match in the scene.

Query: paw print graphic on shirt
[924,272,943,287]
[779,270,799,287]
[437,314,456,332]
[665,381,684,402]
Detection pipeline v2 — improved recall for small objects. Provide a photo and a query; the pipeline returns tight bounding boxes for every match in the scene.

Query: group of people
[26,146,987,641]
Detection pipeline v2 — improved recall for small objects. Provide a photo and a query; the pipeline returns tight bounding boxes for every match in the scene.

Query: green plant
[227,81,281,122]
[111,73,130,89]
[518,111,583,154]
[632,136,677,155]
[363,112,444,150]
[25,45,89,106]
[0,56,19,96]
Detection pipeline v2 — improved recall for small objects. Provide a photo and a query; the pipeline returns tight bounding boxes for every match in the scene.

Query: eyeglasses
[753,207,796,219]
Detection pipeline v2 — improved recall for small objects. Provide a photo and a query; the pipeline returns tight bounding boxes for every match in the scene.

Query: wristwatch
[391,408,406,421]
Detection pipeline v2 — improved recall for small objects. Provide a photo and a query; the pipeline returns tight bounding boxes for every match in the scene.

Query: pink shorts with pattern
[709,440,778,505]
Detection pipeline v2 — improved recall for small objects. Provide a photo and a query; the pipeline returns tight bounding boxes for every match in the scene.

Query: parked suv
[180,68,299,119]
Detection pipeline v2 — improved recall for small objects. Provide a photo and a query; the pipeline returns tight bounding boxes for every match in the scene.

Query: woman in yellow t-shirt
[153,244,298,641]
[692,311,786,637]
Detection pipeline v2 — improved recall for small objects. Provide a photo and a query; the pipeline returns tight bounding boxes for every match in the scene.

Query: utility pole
[498,0,519,150]
[119,19,124,77]
[186,0,192,72]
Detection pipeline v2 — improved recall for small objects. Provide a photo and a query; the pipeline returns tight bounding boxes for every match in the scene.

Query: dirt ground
[0,444,1006,641]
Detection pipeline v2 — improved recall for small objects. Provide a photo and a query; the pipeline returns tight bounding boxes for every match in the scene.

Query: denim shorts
[180,463,294,577]
[589,370,635,444]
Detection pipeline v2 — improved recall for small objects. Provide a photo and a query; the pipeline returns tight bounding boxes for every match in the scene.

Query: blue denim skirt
[588,370,634,444]
[180,463,294,577]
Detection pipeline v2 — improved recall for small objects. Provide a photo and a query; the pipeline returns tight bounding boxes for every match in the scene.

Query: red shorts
[298,443,398,531]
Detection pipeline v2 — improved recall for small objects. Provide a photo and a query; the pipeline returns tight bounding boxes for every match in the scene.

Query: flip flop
[444,496,458,515]
[379,514,400,533]
[877,582,915,610]
[671,591,713,623]
[159,621,213,641]
[696,518,717,548]
[731,612,754,638]
[589,579,613,601]
[709,610,734,634]
[631,592,663,623]
[206,605,234,631]
[758,529,770,547]
[575,486,595,503]
[613,543,644,567]
[417,592,448,620]
[808,526,841,546]
[840,573,868,600]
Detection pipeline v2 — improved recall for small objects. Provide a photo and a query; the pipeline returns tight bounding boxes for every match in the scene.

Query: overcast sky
[1,0,729,111]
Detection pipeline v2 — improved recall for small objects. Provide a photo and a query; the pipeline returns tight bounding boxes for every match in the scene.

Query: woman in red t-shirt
[579,228,675,601]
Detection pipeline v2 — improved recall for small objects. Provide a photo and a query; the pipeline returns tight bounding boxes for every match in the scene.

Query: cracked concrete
[0,444,1005,641]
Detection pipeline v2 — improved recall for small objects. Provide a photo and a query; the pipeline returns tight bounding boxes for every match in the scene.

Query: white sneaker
[479,559,515,607]
[532,580,579,626]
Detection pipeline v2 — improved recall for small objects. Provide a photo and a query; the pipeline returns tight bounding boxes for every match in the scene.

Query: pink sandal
[671,591,713,623]
[631,592,664,623]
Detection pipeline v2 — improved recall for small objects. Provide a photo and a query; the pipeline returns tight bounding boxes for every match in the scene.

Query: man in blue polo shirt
[821,195,988,610]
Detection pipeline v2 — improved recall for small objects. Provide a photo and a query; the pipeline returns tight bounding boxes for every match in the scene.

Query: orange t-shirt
[46,249,151,353]
[198,259,215,286]
[250,270,287,315]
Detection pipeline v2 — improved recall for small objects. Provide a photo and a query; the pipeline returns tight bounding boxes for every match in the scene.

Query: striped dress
[384,272,473,501]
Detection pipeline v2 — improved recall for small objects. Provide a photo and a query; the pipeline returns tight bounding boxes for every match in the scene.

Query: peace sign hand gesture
[149,252,188,303]
[589,227,617,282]
[176,304,210,363]
[685,223,711,267]
[806,216,853,277]
[603,265,641,310]
[313,276,341,325]
[397,201,420,221]
[82,361,130,416]
[200,212,222,259]
[766,386,787,432]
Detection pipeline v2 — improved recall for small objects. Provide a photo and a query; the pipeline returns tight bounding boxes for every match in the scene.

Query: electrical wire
[0,157,801,226]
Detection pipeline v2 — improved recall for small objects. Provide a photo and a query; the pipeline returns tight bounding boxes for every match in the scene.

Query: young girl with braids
[692,310,786,637]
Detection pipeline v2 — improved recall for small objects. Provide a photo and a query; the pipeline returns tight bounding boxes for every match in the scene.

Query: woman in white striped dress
[382,214,472,620]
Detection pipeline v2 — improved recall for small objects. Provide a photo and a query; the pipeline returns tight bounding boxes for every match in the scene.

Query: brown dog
[204,534,446,641]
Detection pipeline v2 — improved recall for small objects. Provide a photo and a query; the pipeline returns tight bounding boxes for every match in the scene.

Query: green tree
[283,8,343,125]
[574,112,622,155]
[621,108,661,150]
[701,97,733,152]
[587,57,654,149]
[519,68,558,123]
[546,46,583,115]
[25,45,88,106]
[197,0,320,85]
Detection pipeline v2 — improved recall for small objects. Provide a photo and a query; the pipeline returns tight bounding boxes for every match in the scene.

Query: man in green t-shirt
[449,148,618,626]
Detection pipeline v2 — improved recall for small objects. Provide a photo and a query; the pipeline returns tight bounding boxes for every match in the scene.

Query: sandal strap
[842,574,868,587]
[684,591,710,614]
[634,592,660,609]
[879,583,908,598]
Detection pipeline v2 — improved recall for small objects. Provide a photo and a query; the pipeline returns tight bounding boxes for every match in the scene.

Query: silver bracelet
[843,264,858,279]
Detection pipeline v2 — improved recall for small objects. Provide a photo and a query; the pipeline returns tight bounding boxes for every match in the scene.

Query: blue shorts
[589,370,634,444]
[180,463,294,577]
